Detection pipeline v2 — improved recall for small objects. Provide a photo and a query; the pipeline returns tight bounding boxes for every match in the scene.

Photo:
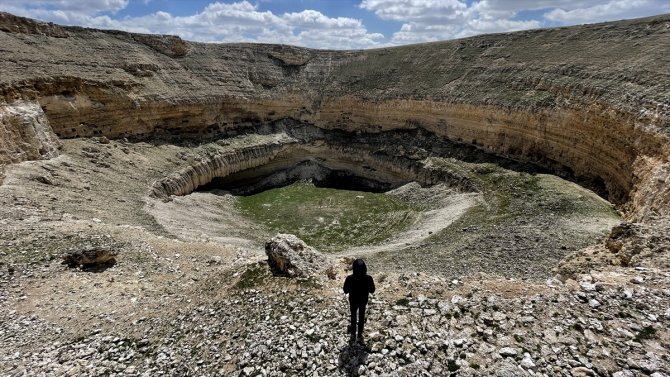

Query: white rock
[437,301,451,314]
[265,234,332,278]
[499,347,518,357]
[208,256,222,265]
[520,355,535,369]
[580,282,596,291]
[623,288,634,299]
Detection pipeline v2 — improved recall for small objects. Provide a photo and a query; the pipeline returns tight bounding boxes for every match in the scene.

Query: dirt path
[338,192,480,257]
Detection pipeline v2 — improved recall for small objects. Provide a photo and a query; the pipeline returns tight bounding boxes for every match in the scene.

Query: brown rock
[265,234,331,278]
[63,247,117,269]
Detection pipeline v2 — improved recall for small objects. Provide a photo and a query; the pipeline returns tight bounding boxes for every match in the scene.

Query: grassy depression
[235,181,422,252]
[144,137,622,279]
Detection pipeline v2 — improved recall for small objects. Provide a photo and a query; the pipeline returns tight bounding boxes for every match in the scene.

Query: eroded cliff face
[0,12,669,221]
[148,125,478,200]
[0,99,60,165]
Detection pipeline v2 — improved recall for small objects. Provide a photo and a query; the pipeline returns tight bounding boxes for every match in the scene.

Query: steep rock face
[0,12,669,221]
[149,134,476,200]
[0,100,60,164]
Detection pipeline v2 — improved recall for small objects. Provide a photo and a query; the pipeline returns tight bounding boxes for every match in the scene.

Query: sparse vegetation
[634,325,657,343]
[367,157,621,278]
[235,264,268,289]
[236,182,421,252]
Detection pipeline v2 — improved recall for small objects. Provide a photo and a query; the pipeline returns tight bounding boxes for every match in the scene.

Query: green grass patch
[234,264,269,289]
[235,182,420,252]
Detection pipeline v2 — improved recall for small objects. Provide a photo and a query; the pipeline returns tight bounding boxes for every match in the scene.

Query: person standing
[343,259,376,341]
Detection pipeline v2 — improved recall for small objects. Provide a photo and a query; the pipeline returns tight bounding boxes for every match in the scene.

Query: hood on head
[352,259,367,276]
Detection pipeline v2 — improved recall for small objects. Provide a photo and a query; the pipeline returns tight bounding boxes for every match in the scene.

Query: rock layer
[149,124,479,199]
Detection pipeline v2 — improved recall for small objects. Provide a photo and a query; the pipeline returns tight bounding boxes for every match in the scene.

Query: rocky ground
[1,249,669,376]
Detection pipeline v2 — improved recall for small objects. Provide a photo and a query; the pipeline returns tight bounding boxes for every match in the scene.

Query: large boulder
[63,246,117,270]
[265,234,333,278]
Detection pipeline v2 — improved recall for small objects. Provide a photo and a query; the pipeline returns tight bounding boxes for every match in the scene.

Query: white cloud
[0,0,128,15]
[461,18,540,36]
[0,0,384,49]
[0,0,668,49]
[544,0,670,23]
[360,0,468,22]
[0,0,131,33]
[472,0,591,16]
[361,0,542,44]
[284,10,362,29]
[281,10,384,49]
[361,0,670,45]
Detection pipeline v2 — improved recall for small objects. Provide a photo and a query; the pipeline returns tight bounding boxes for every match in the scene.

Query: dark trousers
[349,302,366,336]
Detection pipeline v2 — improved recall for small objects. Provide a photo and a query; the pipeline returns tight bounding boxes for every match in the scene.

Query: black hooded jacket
[343,259,376,305]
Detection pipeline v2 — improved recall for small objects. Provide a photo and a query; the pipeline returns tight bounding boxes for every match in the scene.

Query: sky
[0,0,668,49]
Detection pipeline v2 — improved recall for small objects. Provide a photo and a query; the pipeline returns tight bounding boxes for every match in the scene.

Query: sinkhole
[151,130,621,278]
[193,149,428,252]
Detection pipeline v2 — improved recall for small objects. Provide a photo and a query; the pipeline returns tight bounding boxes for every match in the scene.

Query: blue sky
[1,0,668,49]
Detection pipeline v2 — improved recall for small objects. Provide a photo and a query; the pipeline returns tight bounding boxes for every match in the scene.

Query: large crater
[141,124,620,278]
[0,12,669,275]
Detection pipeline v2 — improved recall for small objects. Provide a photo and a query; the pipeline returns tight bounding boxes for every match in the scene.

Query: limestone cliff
[0,100,60,165]
[0,11,669,221]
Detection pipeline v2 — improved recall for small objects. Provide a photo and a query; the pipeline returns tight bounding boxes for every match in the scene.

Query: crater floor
[142,133,619,279]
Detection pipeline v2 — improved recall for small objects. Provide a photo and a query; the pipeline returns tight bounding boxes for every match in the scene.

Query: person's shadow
[338,336,369,377]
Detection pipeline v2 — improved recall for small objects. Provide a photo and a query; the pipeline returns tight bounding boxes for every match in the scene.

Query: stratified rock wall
[149,134,475,200]
[0,11,669,220]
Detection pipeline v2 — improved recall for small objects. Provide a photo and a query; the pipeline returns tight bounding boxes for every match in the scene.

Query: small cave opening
[197,159,409,196]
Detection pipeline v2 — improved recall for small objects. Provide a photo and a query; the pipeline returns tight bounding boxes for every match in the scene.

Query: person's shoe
[357,334,364,343]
